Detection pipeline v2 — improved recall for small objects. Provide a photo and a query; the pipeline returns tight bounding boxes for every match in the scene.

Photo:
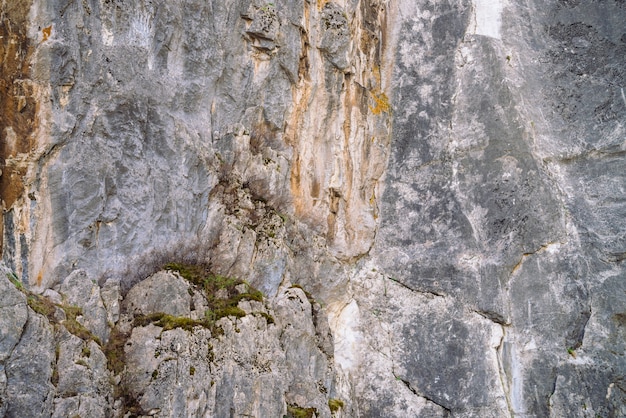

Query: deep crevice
[386,276,445,298]
[394,375,452,416]
[472,309,510,326]
[495,326,514,418]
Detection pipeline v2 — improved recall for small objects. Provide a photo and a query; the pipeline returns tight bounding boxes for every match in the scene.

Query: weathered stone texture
[0,0,625,417]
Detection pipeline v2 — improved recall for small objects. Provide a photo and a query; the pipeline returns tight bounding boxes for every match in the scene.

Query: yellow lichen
[369,90,391,115]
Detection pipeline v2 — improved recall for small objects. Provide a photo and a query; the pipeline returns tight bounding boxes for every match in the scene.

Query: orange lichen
[369,90,391,115]
[41,25,52,42]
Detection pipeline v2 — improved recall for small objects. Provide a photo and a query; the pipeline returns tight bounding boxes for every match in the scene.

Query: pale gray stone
[124,271,191,317]
[59,270,110,343]
[4,312,55,418]
[0,268,28,362]
[101,277,122,325]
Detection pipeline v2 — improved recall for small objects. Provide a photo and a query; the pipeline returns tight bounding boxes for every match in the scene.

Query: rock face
[1,0,625,417]
[0,267,342,418]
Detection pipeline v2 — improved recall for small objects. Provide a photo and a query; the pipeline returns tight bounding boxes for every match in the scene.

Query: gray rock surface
[4,308,55,418]
[59,269,110,342]
[0,267,28,417]
[52,329,111,418]
[124,270,192,317]
[114,275,341,417]
[1,0,624,417]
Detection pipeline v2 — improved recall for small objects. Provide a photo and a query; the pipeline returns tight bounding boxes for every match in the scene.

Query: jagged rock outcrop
[0,267,344,417]
[1,0,625,417]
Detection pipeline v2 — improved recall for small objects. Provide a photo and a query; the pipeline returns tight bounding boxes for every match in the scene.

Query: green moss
[152,370,159,380]
[63,319,102,346]
[134,312,205,332]
[14,273,84,331]
[165,261,266,313]
[104,327,130,374]
[75,359,88,367]
[159,263,272,335]
[61,305,82,321]
[212,325,224,337]
[51,344,60,385]
[189,366,195,376]
[328,399,344,413]
[239,287,263,302]
[162,316,202,331]
[213,306,246,320]
[165,263,240,303]
[27,294,57,322]
[163,262,211,287]
[286,405,317,418]
[81,345,91,358]
[164,262,263,306]
[7,273,23,290]
[289,284,315,303]
[257,312,275,325]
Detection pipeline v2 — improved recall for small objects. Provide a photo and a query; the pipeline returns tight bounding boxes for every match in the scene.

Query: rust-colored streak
[290,155,304,216]
[0,0,37,252]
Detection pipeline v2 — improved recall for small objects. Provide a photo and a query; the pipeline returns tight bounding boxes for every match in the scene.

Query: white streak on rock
[328,299,361,372]
[471,0,504,39]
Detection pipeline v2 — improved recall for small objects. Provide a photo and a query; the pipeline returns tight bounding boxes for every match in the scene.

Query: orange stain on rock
[1,0,38,255]
[42,25,52,41]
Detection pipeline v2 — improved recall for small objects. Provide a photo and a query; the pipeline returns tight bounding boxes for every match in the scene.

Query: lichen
[369,90,391,115]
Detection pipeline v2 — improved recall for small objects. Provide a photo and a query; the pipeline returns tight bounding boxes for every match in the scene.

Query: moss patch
[289,284,314,303]
[164,262,264,321]
[27,294,57,322]
[328,398,344,414]
[256,311,275,325]
[104,327,130,375]
[134,312,206,332]
[20,286,98,347]
[63,319,102,346]
[286,405,317,418]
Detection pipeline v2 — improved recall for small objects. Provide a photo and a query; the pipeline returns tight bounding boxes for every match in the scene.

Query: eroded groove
[495,326,514,418]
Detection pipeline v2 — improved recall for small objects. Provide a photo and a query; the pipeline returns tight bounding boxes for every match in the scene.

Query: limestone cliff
[1,0,625,417]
